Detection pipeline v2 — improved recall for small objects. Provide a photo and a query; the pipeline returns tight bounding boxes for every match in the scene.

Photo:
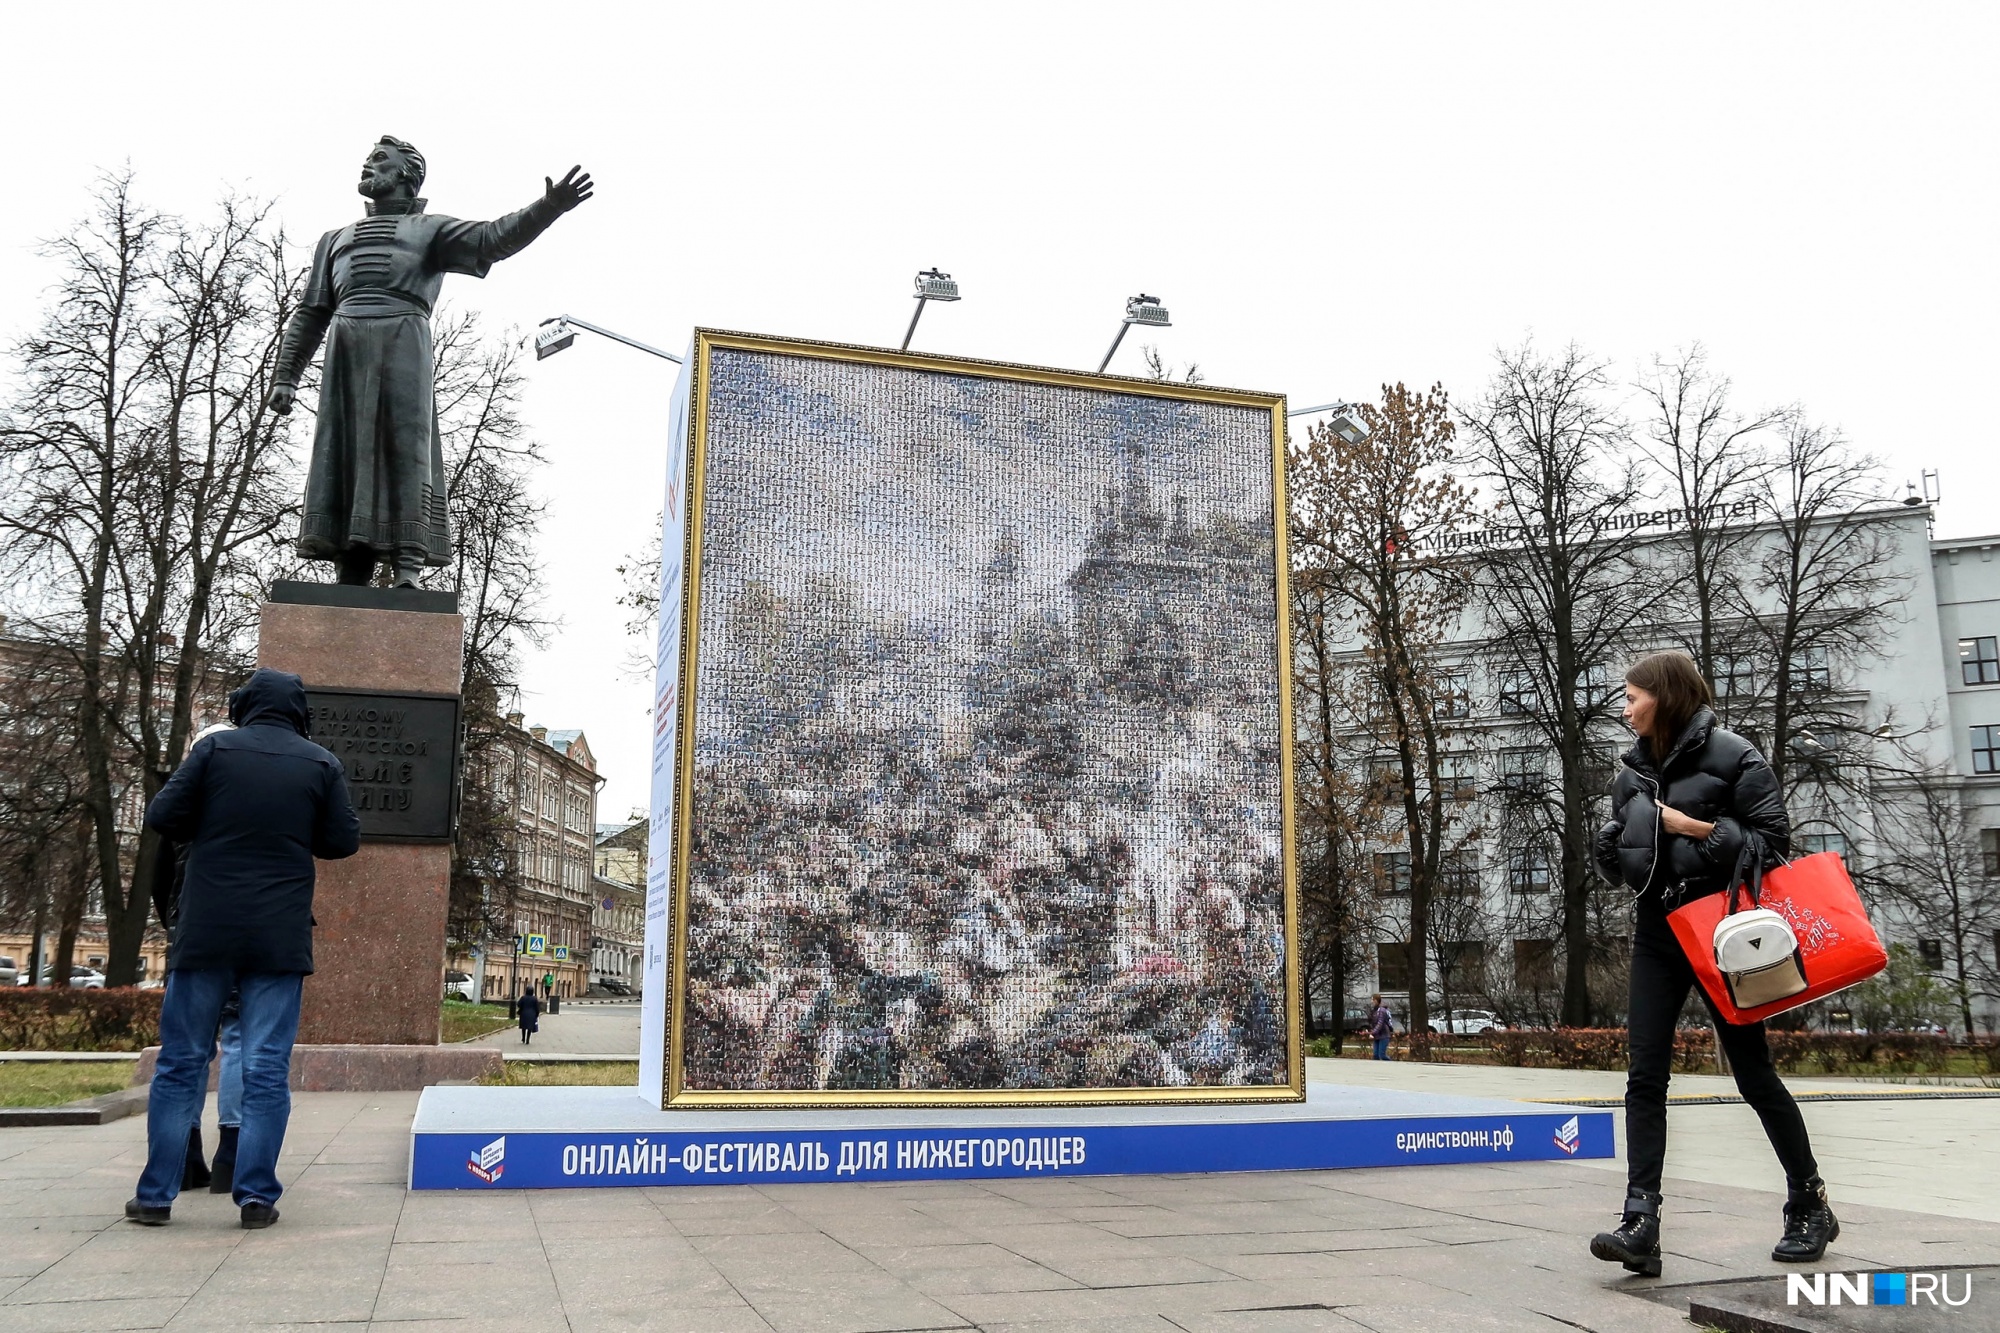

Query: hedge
[0,988,163,1052]
[1348,1027,1974,1075]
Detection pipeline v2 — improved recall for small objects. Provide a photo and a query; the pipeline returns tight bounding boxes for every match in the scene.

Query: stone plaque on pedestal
[260,580,465,1049]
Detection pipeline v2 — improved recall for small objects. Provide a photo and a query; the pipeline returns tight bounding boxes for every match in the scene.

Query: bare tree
[1458,343,1645,1025]
[1874,769,2000,1036]
[0,175,299,984]
[1630,346,1783,703]
[428,311,550,954]
[1289,383,1474,1047]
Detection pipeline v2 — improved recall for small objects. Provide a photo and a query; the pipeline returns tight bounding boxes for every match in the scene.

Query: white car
[1430,1009,1505,1035]
[68,967,106,989]
[443,970,478,1002]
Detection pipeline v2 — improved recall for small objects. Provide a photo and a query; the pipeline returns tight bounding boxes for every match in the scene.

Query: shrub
[0,988,163,1052]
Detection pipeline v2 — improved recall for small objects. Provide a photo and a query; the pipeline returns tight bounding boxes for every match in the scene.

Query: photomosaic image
[675,338,1295,1102]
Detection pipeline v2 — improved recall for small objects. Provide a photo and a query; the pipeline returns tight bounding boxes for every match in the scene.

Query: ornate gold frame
[664,329,1301,1107]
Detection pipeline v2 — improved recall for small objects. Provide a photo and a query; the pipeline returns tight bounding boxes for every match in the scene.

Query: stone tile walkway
[5,1087,1999,1332]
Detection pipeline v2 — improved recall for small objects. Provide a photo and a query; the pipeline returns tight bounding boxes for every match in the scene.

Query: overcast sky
[4,3,1995,819]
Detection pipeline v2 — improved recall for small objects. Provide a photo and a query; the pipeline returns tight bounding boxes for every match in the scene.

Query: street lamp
[1289,399,1370,445]
[1098,294,1170,374]
[901,268,961,351]
[534,315,683,364]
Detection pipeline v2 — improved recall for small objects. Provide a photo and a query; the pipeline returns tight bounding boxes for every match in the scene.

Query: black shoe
[1772,1177,1840,1263]
[208,1125,238,1195]
[240,1201,280,1230]
[1590,1190,1663,1277]
[182,1124,211,1191]
[124,1198,171,1227]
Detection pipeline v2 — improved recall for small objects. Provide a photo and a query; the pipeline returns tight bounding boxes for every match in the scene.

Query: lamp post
[535,315,683,364]
[1289,400,1370,445]
[1098,294,1170,374]
[901,269,961,351]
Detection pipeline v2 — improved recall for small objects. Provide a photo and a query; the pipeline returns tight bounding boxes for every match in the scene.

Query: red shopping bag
[1667,848,1887,1025]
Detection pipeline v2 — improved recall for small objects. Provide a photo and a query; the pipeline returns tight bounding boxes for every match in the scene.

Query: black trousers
[1625,902,1818,1196]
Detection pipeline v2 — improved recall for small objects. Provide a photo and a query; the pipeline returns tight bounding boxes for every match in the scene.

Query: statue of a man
[269,136,593,586]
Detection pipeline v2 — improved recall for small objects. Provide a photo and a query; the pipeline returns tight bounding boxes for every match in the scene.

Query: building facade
[1326,502,2000,1034]
[463,716,602,1001]
[592,820,646,992]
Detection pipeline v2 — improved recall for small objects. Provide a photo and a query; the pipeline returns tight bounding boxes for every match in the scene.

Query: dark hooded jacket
[1593,706,1790,911]
[145,669,361,973]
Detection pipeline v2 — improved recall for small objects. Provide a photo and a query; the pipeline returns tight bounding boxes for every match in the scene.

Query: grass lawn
[441,1002,515,1044]
[0,1062,133,1108]
[480,1061,639,1087]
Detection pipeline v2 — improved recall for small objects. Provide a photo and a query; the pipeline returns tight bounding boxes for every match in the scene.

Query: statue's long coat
[275,195,560,567]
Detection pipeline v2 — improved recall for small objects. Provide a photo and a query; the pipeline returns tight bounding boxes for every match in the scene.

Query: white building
[1332,502,2000,1033]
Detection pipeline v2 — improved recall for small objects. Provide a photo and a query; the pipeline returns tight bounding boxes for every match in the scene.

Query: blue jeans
[1372,1036,1390,1060]
[137,969,301,1209]
[217,1009,243,1128]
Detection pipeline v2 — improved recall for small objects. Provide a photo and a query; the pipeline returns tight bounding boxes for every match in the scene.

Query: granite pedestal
[254,580,474,1085]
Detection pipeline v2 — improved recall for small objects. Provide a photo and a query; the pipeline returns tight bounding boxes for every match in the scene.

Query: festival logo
[467,1136,506,1183]
[1553,1115,1581,1156]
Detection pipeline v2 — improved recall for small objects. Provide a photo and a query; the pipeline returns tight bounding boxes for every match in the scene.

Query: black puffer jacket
[1594,707,1789,909]
[145,669,360,973]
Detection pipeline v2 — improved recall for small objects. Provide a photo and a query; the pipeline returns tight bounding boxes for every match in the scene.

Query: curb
[0,1084,149,1128]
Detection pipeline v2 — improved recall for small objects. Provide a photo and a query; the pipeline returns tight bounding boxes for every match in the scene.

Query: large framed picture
[641,330,1300,1106]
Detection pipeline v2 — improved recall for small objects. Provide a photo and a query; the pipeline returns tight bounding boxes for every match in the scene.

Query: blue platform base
[409,1082,1613,1190]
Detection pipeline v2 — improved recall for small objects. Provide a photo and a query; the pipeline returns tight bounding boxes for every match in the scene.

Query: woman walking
[517,986,541,1046]
[1591,651,1836,1277]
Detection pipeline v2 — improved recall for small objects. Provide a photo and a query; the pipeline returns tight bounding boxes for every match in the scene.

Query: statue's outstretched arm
[434,166,595,278]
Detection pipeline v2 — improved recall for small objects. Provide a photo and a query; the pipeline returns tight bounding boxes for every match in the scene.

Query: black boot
[209,1124,239,1195]
[1590,1190,1663,1277]
[1772,1177,1840,1263]
[181,1124,211,1191]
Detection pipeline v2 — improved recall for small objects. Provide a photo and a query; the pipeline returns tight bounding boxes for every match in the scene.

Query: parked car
[443,970,477,1002]
[1344,1005,1406,1036]
[1429,1009,1506,1035]
[0,956,16,988]
[597,978,633,997]
[68,966,105,989]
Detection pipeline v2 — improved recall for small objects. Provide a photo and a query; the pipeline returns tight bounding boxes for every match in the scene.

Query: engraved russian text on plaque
[305,687,462,842]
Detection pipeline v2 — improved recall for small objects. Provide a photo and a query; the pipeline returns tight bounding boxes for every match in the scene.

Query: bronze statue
[269,137,593,586]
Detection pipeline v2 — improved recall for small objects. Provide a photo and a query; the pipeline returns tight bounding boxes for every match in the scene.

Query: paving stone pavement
[5,1088,1999,1332]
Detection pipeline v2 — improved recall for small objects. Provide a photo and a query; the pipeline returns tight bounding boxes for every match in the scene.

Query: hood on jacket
[1624,706,1718,776]
[227,668,310,736]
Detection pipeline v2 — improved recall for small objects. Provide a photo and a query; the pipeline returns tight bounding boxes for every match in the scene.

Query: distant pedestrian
[1368,994,1393,1061]
[518,986,541,1044]
[128,669,360,1232]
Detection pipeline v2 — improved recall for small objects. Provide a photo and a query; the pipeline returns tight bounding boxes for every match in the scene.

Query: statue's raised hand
[545,166,595,212]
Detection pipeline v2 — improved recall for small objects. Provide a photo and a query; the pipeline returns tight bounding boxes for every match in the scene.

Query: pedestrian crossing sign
[553,946,569,960]
[526,934,547,956]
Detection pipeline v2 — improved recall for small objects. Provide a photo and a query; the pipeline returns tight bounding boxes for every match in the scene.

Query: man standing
[267,136,593,587]
[1369,994,1394,1061]
[127,669,360,1230]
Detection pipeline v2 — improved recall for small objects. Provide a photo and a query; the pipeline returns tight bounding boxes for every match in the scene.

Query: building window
[1714,653,1758,699]
[1505,843,1551,894]
[1374,851,1411,897]
[1916,938,1945,972]
[1440,850,1480,896]
[1497,748,1545,793]
[1433,670,1470,719]
[1789,645,1832,692]
[1376,941,1415,993]
[1795,831,1849,859]
[1436,940,1487,991]
[1367,756,1404,800]
[1982,830,2000,877]
[1513,939,1557,990]
[1438,752,1478,801]
[1961,636,2000,686]
[1496,669,1540,716]
[1973,726,2000,774]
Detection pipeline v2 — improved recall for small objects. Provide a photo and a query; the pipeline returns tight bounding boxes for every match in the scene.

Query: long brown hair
[1624,650,1713,753]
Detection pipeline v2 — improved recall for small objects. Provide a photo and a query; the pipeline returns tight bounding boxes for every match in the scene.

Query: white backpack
[1712,839,1807,1009]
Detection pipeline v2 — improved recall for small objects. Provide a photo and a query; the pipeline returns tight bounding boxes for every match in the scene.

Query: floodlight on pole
[1289,399,1369,445]
[900,268,961,351]
[534,315,683,364]
[1098,294,1170,375]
